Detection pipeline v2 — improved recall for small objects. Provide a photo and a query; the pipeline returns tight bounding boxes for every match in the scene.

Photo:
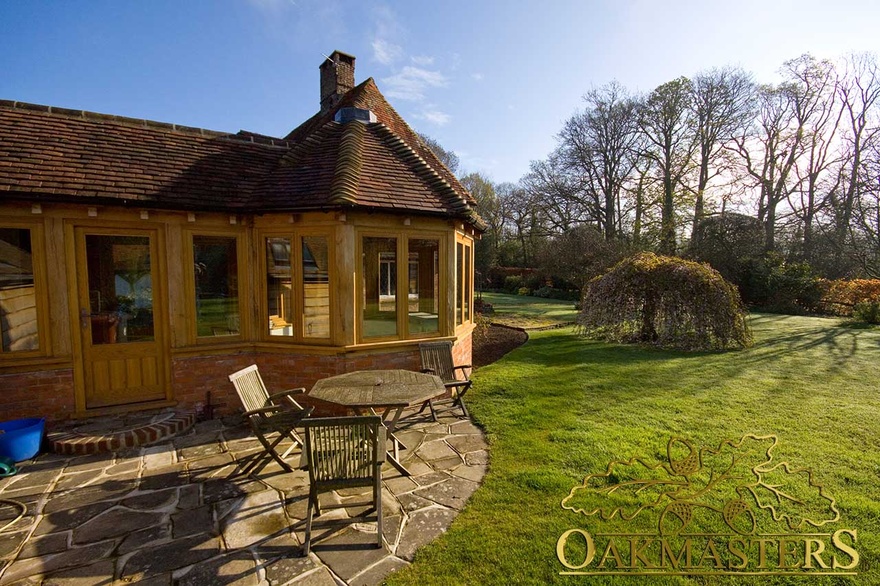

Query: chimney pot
[320,50,356,113]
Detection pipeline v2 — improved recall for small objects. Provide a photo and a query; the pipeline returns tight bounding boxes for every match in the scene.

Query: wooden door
[75,228,168,409]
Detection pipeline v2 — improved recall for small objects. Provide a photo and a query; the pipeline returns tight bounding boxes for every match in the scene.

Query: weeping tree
[577,252,752,351]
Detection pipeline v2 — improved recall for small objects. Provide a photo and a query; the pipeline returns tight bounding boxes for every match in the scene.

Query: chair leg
[255,430,294,473]
[304,490,315,556]
[375,470,383,549]
[280,428,304,459]
[454,383,471,417]
[457,397,469,418]
[417,400,438,422]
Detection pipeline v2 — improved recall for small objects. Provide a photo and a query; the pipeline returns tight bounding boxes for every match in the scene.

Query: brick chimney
[320,50,356,114]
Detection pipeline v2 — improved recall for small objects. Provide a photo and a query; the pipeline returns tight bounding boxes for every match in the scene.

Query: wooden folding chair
[228,365,313,474]
[302,416,385,555]
[419,341,472,419]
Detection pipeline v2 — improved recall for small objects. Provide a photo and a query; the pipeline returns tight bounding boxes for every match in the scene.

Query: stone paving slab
[0,408,488,585]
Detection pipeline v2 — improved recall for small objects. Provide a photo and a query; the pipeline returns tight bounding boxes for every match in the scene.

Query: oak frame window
[186,231,244,342]
[0,222,49,358]
[455,235,474,329]
[261,230,333,343]
[358,231,445,342]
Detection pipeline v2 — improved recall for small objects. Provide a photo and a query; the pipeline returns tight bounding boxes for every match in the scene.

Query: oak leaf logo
[562,434,839,535]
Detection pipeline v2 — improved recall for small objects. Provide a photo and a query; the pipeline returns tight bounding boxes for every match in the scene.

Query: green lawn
[388,312,880,585]
[480,291,578,329]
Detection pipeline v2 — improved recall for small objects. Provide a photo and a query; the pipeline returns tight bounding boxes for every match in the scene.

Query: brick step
[48,409,196,456]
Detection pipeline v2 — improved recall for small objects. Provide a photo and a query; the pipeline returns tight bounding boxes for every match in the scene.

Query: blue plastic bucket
[0,418,45,462]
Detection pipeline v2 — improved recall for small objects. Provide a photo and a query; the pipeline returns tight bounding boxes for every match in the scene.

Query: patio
[0,408,488,585]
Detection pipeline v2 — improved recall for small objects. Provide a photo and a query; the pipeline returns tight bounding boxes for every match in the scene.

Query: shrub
[522,272,545,292]
[577,252,752,351]
[536,225,630,290]
[503,275,523,293]
[517,287,531,296]
[533,285,553,298]
[690,212,764,285]
[818,279,880,316]
[853,301,880,324]
[474,297,494,315]
[739,254,822,313]
[534,286,581,301]
[474,311,492,339]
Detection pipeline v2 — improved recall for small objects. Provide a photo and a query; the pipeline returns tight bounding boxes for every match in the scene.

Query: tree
[690,212,765,285]
[577,252,752,351]
[689,68,755,248]
[849,134,880,277]
[498,182,543,266]
[522,154,591,233]
[731,82,801,253]
[461,172,502,283]
[830,53,880,271]
[557,81,640,239]
[417,133,460,175]
[638,77,697,254]
[536,225,629,290]
[783,55,842,265]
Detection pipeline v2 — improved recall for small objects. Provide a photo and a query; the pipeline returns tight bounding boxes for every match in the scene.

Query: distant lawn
[388,314,880,585]
[480,291,578,329]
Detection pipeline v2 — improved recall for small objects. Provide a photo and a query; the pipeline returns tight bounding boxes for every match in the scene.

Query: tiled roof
[0,100,284,211]
[285,79,478,209]
[0,84,484,229]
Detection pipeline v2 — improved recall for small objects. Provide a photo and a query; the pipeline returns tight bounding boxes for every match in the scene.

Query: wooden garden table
[309,369,444,476]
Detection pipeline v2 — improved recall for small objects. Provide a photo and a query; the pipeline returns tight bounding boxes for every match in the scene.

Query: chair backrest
[228,364,270,413]
[303,416,385,488]
[419,341,458,382]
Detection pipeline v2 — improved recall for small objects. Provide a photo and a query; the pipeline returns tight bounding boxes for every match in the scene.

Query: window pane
[363,237,397,338]
[194,236,239,337]
[464,244,472,323]
[267,237,293,336]
[0,228,38,352]
[85,235,153,344]
[408,239,439,335]
[456,242,463,326]
[302,236,330,338]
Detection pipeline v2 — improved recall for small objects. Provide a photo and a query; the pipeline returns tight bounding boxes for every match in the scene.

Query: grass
[388,302,880,585]
[480,291,579,329]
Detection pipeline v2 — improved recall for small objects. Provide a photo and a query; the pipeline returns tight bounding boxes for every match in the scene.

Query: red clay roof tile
[0,87,484,229]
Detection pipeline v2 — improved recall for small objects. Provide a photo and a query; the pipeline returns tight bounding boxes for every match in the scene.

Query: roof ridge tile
[0,99,260,141]
[329,121,365,205]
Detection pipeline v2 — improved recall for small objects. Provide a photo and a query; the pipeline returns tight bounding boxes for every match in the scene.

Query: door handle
[80,308,90,330]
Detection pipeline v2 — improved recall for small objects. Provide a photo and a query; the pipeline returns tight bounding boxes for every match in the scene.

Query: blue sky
[2,0,879,183]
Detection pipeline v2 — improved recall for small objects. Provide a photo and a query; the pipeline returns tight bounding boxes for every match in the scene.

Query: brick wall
[2,331,473,422]
[0,368,75,422]
[173,331,473,418]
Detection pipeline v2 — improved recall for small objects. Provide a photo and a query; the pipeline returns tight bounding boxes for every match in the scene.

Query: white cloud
[247,0,294,11]
[411,55,435,66]
[458,150,499,173]
[382,66,448,101]
[471,73,484,82]
[372,38,402,65]
[414,109,451,126]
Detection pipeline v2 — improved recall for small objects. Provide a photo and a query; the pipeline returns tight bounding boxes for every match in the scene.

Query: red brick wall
[170,350,421,418]
[453,332,473,368]
[173,332,472,418]
[2,331,473,422]
[0,369,75,422]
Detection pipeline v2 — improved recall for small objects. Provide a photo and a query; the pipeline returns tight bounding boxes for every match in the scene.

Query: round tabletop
[309,369,444,409]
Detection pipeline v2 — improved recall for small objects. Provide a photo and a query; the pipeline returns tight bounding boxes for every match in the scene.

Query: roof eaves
[371,122,472,215]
